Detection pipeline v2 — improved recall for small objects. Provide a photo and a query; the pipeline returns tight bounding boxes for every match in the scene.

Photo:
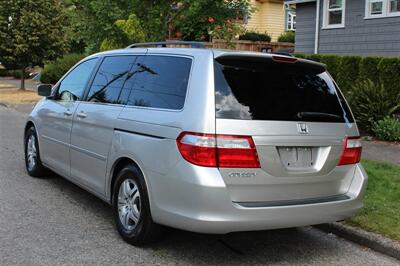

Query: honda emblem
[297,123,309,134]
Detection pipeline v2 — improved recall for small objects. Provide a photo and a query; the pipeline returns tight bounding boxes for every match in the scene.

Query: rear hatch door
[214,53,359,204]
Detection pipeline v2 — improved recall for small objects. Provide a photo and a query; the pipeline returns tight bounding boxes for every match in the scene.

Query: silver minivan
[24,42,367,245]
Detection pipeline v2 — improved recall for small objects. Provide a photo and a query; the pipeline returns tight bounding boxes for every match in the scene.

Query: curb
[316,223,400,260]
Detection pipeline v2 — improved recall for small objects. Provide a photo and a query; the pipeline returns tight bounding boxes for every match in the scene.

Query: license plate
[278,147,314,168]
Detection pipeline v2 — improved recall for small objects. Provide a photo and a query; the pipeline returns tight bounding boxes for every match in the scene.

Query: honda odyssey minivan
[24,42,367,245]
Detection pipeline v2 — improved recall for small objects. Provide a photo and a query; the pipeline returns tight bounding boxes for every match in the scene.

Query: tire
[24,126,47,177]
[112,164,162,245]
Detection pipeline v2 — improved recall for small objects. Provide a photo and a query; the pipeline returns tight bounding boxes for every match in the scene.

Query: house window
[286,11,296,31]
[390,0,400,12]
[365,0,400,18]
[323,0,346,28]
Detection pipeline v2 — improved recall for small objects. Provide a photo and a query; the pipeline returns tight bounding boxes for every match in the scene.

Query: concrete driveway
[0,105,398,265]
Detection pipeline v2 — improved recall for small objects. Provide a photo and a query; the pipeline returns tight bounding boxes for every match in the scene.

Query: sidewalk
[362,140,400,165]
[0,77,39,91]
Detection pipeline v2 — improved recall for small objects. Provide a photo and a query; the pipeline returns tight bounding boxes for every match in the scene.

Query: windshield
[214,59,354,123]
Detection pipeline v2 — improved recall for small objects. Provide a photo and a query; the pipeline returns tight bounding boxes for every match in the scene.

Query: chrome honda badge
[297,123,309,134]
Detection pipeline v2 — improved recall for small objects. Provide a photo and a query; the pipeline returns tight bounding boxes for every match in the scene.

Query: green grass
[346,159,400,240]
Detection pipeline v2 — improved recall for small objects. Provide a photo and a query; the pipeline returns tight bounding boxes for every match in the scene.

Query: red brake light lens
[176,132,217,167]
[272,55,298,63]
[338,136,362,165]
[176,132,260,168]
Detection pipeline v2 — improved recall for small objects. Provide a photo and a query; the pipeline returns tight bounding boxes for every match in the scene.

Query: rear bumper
[150,163,367,234]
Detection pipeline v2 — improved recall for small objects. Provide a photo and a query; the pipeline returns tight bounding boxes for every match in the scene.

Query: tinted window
[127,55,192,110]
[57,58,97,101]
[214,60,354,123]
[87,56,137,104]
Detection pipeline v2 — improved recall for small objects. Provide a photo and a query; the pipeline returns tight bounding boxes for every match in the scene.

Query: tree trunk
[20,68,25,90]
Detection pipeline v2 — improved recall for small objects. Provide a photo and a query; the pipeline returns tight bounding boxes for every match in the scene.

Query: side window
[87,56,137,104]
[57,59,97,101]
[126,55,192,110]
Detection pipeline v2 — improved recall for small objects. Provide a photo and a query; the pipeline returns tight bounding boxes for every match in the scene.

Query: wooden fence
[205,39,294,53]
[165,39,294,53]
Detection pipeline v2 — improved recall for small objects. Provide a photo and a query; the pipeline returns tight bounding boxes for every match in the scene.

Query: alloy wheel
[26,134,37,171]
[117,178,141,232]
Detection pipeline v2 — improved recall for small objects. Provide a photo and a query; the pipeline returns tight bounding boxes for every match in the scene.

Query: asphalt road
[0,105,398,266]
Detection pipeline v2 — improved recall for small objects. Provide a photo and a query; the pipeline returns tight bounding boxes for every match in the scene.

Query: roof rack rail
[127,41,205,49]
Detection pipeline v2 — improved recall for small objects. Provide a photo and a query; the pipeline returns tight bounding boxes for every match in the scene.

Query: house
[245,0,295,41]
[286,0,400,56]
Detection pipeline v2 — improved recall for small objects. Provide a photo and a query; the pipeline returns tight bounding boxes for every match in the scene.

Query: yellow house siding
[266,1,285,41]
[246,0,285,41]
[246,0,266,31]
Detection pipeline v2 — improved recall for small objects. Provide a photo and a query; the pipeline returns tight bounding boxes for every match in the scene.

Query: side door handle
[76,112,87,119]
[64,110,73,116]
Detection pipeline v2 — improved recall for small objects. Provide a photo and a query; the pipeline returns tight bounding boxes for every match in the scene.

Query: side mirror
[37,84,52,97]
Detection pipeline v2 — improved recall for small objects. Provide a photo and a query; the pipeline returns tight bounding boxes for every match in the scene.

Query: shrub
[0,68,29,78]
[292,53,307,59]
[210,21,246,48]
[320,55,342,80]
[307,54,323,62]
[40,64,59,84]
[359,57,382,84]
[337,56,362,95]
[350,80,400,131]
[239,31,271,42]
[11,70,29,79]
[277,31,295,43]
[378,58,400,104]
[0,68,10,77]
[371,117,400,141]
[41,54,86,84]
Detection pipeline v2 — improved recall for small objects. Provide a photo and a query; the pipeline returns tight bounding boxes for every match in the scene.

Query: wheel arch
[24,120,41,157]
[109,157,151,207]
[24,120,36,139]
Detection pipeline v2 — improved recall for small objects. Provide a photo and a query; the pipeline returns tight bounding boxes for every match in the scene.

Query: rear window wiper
[297,112,343,121]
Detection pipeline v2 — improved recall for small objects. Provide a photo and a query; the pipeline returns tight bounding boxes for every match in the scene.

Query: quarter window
[126,55,192,110]
[323,0,346,28]
[56,58,97,101]
[87,56,137,104]
[365,0,400,18]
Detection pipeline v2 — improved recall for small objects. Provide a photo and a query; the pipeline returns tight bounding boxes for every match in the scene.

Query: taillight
[176,132,260,168]
[338,136,362,165]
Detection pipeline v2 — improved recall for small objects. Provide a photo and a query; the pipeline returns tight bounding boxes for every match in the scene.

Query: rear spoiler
[215,53,326,75]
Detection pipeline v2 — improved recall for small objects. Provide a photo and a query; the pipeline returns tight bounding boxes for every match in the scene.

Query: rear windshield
[214,58,354,123]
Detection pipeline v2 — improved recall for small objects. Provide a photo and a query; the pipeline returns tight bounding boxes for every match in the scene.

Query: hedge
[294,53,400,98]
[319,55,341,80]
[239,31,271,42]
[359,56,381,84]
[378,58,400,105]
[337,56,362,94]
[277,31,295,43]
